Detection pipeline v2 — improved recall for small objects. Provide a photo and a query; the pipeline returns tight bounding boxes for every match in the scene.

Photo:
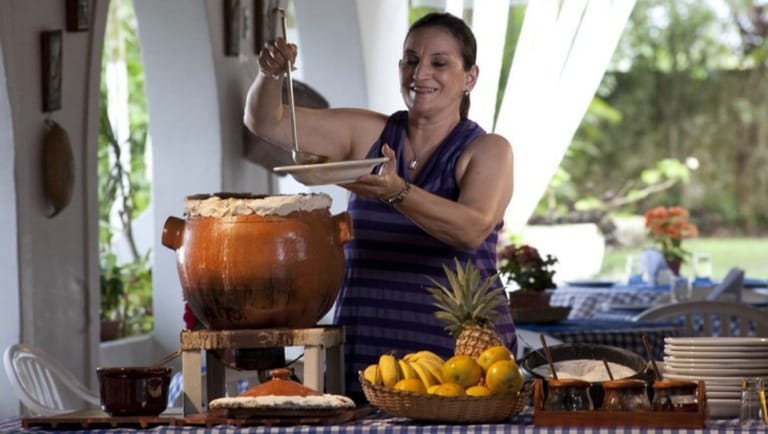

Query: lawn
[599,238,768,281]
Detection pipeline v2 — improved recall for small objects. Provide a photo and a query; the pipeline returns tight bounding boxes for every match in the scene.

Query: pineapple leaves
[424,257,508,337]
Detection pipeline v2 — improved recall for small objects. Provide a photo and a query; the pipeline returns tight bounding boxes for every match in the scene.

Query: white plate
[707,398,741,418]
[707,390,741,399]
[664,373,746,386]
[274,157,388,186]
[663,366,768,377]
[665,337,768,346]
[664,356,768,367]
[665,348,768,358]
[666,344,768,352]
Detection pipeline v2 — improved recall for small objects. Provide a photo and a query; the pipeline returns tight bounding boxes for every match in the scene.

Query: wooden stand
[532,379,708,428]
[180,326,344,415]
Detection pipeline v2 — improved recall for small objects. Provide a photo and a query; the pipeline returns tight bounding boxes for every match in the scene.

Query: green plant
[97,0,152,339]
[497,244,557,292]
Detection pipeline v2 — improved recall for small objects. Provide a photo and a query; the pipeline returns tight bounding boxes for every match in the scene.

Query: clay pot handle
[162,216,185,250]
[333,212,353,245]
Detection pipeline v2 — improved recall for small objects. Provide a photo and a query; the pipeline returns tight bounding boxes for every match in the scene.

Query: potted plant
[644,205,699,275]
[498,244,558,309]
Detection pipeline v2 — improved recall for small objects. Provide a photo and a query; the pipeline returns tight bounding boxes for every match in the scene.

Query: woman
[245,12,516,398]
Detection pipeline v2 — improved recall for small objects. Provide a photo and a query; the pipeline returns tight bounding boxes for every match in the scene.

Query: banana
[378,354,401,388]
[409,359,439,388]
[413,350,446,365]
[398,359,418,380]
[415,357,444,383]
[363,363,382,385]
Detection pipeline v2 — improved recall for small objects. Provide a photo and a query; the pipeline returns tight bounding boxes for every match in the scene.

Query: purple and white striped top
[333,111,517,398]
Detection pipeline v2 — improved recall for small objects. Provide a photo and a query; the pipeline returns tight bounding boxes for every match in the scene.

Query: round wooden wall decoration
[42,120,75,217]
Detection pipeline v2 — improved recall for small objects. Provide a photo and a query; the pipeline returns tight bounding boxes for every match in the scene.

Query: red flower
[644,205,698,262]
[183,303,200,331]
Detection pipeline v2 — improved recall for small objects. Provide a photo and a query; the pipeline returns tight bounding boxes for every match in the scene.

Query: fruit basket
[359,374,529,423]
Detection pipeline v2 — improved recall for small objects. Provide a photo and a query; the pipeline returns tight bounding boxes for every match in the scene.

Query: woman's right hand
[258,38,298,79]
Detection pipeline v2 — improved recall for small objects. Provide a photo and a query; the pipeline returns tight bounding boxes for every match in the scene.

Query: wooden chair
[632,300,768,336]
[3,343,100,416]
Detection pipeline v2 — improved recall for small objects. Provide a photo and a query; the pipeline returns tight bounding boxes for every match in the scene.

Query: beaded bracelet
[383,180,411,205]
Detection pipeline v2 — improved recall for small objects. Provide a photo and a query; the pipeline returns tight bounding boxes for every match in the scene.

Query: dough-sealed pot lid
[184,192,332,218]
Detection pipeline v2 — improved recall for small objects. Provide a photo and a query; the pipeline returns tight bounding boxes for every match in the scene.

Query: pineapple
[425,258,507,358]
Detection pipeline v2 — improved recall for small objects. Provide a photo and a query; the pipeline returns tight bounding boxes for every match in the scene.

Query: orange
[485,359,524,394]
[393,378,426,394]
[433,382,465,397]
[476,345,512,373]
[465,384,492,397]
[441,355,483,388]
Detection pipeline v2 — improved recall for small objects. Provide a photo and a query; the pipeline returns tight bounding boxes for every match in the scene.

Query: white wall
[0,0,373,418]
[0,29,22,416]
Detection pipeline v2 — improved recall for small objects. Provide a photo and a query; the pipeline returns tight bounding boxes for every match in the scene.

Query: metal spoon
[276,8,329,165]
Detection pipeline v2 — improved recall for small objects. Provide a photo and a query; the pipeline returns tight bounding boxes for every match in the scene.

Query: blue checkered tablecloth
[550,286,668,320]
[2,409,765,433]
[516,320,683,361]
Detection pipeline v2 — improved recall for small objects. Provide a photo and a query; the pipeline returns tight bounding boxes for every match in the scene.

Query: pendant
[408,159,418,170]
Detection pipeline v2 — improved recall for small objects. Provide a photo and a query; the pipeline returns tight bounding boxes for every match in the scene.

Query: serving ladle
[276,8,329,165]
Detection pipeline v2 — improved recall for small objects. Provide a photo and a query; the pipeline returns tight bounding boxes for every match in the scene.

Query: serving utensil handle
[277,8,299,155]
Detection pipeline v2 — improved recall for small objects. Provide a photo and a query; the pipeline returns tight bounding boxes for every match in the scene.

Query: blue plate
[743,278,768,288]
[565,280,617,288]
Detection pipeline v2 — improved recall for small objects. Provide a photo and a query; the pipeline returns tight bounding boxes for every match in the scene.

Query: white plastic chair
[3,343,100,416]
[632,300,768,336]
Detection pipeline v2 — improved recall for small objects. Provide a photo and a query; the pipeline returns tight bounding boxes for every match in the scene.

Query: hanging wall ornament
[42,119,75,217]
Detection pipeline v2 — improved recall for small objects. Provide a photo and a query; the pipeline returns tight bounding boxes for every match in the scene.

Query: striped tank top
[333,111,517,397]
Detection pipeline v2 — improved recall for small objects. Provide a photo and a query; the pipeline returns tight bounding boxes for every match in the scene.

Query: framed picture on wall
[224,0,241,57]
[66,0,89,32]
[41,30,63,112]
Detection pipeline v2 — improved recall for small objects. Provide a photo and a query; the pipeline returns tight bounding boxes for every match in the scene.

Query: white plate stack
[662,337,768,419]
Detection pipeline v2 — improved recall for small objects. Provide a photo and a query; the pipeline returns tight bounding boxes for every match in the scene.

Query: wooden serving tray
[23,406,373,429]
[532,379,708,428]
[22,408,182,430]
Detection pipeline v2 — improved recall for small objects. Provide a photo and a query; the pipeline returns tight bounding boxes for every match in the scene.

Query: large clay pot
[162,193,352,330]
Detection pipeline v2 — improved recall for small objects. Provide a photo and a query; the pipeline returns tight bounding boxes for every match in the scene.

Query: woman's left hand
[344,144,407,202]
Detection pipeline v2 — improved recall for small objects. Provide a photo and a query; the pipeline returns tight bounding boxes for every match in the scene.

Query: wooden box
[532,379,708,428]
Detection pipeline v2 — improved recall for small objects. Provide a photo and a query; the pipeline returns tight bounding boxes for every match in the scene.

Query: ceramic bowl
[519,343,654,407]
[97,367,171,416]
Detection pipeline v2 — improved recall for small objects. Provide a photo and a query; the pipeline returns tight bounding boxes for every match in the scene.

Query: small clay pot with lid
[162,193,352,330]
[602,379,651,411]
[544,379,594,411]
[241,368,320,397]
[652,379,699,412]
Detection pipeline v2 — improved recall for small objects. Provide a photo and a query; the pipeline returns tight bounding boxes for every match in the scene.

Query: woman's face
[400,27,475,117]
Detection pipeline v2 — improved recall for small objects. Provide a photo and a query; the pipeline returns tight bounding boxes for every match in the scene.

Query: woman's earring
[464,90,469,96]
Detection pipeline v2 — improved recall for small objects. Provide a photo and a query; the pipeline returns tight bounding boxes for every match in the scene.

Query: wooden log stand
[179,326,344,415]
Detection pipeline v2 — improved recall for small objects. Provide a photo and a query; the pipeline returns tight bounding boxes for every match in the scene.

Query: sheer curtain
[494,0,636,231]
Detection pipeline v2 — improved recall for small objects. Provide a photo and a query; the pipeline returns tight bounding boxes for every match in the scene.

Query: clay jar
[162,193,352,330]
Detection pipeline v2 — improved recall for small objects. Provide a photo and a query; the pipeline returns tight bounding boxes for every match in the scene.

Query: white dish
[707,398,741,418]
[665,348,768,358]
[663,366,768,377]
[665,344,768,352]
[274,157,388,186]
[706,390,741,399]
[664,356,768,367]
[664,373,745,386]
[665,337,768,346]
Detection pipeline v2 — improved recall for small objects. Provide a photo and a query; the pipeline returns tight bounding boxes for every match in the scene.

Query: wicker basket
[359,374,529,423]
